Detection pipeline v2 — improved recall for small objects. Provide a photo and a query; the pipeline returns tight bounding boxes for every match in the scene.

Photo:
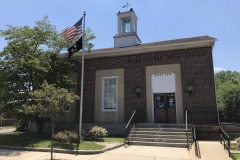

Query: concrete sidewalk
[0,127,16,134]
[0,146,191,160]
[0,141,233,160]
[198,141,232,160]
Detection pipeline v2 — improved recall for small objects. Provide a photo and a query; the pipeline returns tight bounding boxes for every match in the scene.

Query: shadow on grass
[0,132,51,147]
[0,132,106,151]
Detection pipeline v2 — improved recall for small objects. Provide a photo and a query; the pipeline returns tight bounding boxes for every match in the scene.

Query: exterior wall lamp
[187,84,194,96]
[135,86,141,97]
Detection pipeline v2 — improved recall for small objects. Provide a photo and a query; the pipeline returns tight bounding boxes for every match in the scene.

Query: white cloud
[214,68,225,72]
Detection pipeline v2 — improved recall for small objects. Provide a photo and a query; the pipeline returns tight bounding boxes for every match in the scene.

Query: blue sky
[1,0,240,72]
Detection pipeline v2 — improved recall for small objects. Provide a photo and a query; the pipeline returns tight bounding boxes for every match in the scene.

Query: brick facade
[75,46,218,124]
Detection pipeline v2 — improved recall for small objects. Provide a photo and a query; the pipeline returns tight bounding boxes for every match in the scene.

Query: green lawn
[232,154,240,160]
[230,143,240,160]
[103,137,124,143]
[231,143,240,150]
[0,132,123,150]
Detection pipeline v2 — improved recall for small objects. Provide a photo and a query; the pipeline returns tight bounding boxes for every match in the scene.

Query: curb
[0,143,124,155]
[230,150,240,154]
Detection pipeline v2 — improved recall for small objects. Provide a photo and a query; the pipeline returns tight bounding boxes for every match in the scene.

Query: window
[121,17,130,33]
[102,77,118,111]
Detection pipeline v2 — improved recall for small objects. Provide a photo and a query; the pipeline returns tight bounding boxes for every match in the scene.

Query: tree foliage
[215,70,240,123]
[23,81,79,122]
[23,81,79,159]
[0,16,95,133]
[0,16,74,113]
[0,16,94,133]
[85,27,96,53]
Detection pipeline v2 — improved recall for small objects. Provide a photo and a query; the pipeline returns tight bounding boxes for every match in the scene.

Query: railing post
[219,126,222,144]
[186,110,189,148]
[186,110,187,130]
[228,138,231,157]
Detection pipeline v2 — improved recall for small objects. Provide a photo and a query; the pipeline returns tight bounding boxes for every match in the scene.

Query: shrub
[15,118,29,132]
[82,126,108,141]
[54,131,78,143]
[64,130,78,143]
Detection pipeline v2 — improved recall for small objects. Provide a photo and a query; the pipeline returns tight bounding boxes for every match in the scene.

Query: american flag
[63,17,83,43]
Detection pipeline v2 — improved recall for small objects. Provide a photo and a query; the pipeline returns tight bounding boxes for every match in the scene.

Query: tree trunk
[51,120,54,160]
[35,115,44,134]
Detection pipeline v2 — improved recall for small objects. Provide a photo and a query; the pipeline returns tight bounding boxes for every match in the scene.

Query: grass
[232,154,240,160]
[103,137,124,143]
[0,132,123,150]
[230,143,240,150]
[230,143,240,160]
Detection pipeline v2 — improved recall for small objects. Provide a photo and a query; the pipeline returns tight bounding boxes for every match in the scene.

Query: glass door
[154,93,176,123]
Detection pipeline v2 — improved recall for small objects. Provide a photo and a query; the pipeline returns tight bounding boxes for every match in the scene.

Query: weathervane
[122,2,130,11]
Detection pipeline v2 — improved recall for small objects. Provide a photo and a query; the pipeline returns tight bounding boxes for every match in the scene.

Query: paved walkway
[0,146,191,160]
[198,141,232,160]
[0,127,16,134]
[0,142,234,160]
[0,127,234,160]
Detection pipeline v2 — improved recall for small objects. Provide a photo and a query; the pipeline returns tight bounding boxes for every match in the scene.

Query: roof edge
[83,36,216,59]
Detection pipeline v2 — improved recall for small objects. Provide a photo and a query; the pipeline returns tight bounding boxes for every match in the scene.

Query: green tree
[221,82,240,123]
[0,16,77,133]
[215,70,240,122]
[23,81,79,160]
[85,27,96,53]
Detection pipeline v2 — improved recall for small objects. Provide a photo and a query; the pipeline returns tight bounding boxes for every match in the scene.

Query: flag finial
[122,2,130,11]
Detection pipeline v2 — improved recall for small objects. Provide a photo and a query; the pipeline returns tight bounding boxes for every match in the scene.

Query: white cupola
[113,8,141,48]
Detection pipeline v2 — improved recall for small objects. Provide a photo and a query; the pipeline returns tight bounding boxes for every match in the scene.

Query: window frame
[121,17,131,33]
[101,76,118,112]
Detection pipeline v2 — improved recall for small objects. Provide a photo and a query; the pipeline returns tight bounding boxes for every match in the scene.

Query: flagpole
[79,11,86,141]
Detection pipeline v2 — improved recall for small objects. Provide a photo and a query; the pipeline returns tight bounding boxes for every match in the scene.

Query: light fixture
[135,86,141,97]
[187,84,194,96]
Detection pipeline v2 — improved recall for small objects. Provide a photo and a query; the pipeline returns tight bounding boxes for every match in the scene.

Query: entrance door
[154,93,176,123]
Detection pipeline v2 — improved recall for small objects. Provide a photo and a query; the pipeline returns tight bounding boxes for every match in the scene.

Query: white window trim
[121,17,131,34]
[102,76,118,112]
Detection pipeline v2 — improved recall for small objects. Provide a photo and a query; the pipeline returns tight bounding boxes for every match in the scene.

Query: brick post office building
[30,9,218,135]
[70,8,218,134]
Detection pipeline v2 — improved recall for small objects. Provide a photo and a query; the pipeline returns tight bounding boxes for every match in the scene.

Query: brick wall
[76,46,217,124]
[196,125,240,140]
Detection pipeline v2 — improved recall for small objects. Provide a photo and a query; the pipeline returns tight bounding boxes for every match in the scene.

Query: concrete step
[130,134,192,139]
[128,137,193,143]
[133,127,191,132]
[127,123,193,148]
[136,123,191,129]
[129,141,189,148]
[131,130,192,135]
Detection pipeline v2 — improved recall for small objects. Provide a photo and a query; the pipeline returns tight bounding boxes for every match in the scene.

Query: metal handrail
[187,109,201,159]
[192,124,201,159]
[124,111,136,130]
[186,110,189,149]
[124,110,136,145]
[219,126,231,157]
